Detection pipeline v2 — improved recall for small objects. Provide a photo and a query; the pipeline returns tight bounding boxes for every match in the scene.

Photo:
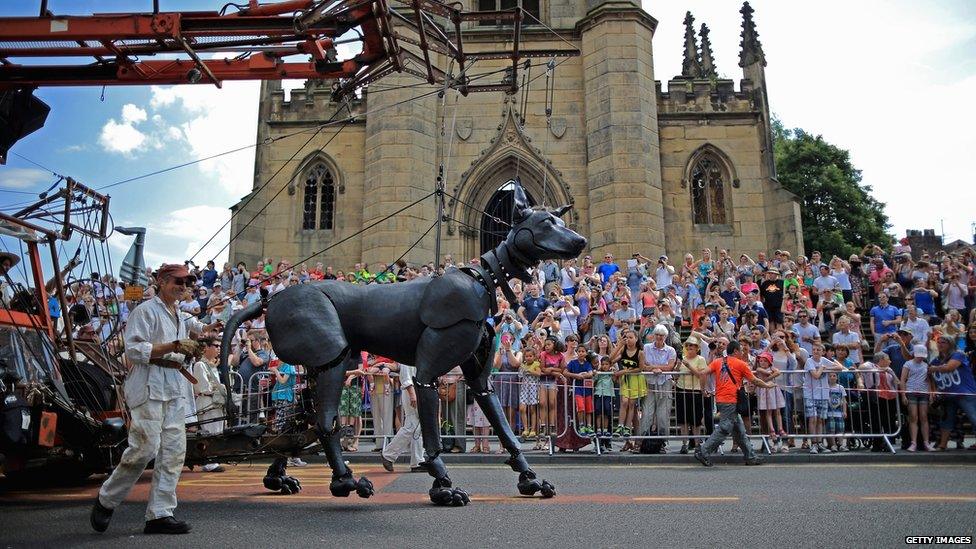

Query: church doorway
[480,180,536,255]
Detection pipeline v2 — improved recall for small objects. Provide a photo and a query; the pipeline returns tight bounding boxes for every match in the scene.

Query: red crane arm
[0,0,393,89]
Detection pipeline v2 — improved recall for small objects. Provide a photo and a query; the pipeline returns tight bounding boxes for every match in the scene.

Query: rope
[186,109,344,263]
[366,219,439,283]
[444,215,508,237]
[194,60,500,263]
[540,58,556,207]
[11,152,66,179]
[442,190,511,228]
[201,190,436,311]
[203,114,353,263]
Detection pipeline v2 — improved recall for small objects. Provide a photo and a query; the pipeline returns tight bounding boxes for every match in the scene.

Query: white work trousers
[98,397,186,520]
[381,395,423,467]
[371,389,394,443]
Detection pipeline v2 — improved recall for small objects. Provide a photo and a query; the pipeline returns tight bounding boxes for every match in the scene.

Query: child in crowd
[832,345,858,449]
[467,396,492,454]
[593,355,616,449]
[755,352,785,451]
[804,343,843,454]
[564,346,595,436]
[825,372,848,452]
[519,347,543,449]
[901,344,936,452]
[611,329,644,448]
[339,357,365,452]
[834,345,856,389]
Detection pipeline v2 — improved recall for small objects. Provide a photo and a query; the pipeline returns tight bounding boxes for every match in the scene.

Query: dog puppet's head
[506,183,587,265]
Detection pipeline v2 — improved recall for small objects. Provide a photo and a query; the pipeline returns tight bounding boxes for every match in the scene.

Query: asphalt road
[2,462,974,548]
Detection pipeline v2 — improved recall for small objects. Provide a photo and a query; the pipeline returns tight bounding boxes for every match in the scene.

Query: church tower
[579,0,666,259]
[230,1,803,271]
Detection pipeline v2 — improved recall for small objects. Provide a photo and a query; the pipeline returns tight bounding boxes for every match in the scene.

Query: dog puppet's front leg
[413,378,469,506]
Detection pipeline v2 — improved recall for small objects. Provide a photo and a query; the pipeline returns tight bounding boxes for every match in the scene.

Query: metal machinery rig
[0,0,579,162]
[0,178,129,480]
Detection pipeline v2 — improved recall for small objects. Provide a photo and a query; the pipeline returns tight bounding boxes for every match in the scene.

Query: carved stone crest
[456,118,473,141]
[549,117,567,139]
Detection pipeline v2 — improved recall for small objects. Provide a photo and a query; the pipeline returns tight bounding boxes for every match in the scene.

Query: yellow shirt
[521,360,541,377]
[676,354,706,391]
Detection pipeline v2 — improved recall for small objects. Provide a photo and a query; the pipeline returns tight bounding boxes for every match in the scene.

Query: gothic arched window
[477,0,540,26]
[689,154,729,225]
[302,164,335,230]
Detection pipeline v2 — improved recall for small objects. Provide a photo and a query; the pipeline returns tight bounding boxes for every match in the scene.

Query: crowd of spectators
[63,242,976,456]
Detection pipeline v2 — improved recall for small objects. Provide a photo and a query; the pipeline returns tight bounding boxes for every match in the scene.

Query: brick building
[229,1,803,270]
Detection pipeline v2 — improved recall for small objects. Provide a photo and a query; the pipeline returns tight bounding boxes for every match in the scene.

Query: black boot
[90,498,113,533]
[144,516,191,535]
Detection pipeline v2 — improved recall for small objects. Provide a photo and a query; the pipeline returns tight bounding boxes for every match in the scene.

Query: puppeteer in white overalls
[90,263,216,535]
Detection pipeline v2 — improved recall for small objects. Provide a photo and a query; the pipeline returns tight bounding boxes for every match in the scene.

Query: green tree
[772,119,891,258]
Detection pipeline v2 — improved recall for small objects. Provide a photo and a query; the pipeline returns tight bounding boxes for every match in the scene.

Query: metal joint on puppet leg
[263,457,302,495]
[505,452,531,473]
[421,453,448,478]
[517,471,556,498]
[428,476,470,506]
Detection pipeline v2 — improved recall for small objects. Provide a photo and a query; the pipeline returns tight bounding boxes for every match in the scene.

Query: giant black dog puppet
[219,184,586,505]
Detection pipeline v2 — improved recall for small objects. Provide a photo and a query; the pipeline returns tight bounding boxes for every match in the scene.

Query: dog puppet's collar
[481,251,521,309]
[459,264,499,317]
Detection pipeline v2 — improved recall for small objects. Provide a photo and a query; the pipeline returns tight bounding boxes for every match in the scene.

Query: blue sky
[0,0,974,277]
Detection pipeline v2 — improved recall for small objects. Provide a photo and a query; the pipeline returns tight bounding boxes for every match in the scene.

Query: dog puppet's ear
[551,204,571,218]
[511,180,532,222]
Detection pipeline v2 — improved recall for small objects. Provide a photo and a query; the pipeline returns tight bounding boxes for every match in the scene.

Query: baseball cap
[156,263,196,281]
[896,326,913,336]
[912,344,928,358]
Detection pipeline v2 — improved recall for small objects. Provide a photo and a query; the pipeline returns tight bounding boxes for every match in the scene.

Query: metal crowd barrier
[226,365,910,456]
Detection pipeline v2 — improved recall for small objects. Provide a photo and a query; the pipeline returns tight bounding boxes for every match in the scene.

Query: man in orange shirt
[693,341,777,467]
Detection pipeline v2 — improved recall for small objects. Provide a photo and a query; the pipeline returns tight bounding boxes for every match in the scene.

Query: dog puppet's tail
[218,296,266,421]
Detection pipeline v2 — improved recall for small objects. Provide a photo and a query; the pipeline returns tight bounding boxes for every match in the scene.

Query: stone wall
[580,3,665,261]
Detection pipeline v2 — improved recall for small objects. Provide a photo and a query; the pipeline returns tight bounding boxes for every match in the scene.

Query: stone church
[229,0,803,271]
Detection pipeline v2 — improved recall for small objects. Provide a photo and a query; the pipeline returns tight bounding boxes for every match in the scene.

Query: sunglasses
[172,279,188,286]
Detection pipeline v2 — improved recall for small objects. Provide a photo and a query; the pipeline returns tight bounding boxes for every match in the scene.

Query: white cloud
[107,205,232,269]
[99,103,153,155]
[99,118,147,154]
[0,167,50,189]
[151,204,232,266]
[121,104,147,124]
[148,82,260,196]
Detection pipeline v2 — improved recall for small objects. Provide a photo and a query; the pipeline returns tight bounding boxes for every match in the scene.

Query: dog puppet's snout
[572,236,587,252]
